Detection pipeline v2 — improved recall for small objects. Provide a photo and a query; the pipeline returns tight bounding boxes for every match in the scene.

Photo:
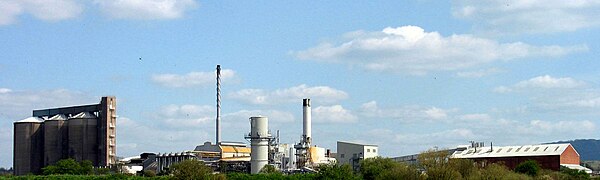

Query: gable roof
[451,143,575,159]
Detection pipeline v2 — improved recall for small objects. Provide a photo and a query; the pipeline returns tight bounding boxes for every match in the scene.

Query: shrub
[315,164,360,180]
[42,159,93,175]
[169,159,213,180]
[514,160,541,176]
[359,157,398,180]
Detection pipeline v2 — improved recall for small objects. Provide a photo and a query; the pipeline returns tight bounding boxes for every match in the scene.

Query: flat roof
[337,141,378,147]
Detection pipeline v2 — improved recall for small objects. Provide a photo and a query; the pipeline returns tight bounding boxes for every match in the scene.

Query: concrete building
[336,141,378,170]
[13,96,117,175]
[451,143,591,173]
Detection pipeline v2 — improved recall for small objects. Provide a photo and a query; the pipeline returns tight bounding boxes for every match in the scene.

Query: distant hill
[546,139,600,161]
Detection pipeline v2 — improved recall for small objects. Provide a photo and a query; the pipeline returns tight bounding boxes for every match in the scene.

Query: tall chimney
[216,65,221,144]
[303,98,311,144]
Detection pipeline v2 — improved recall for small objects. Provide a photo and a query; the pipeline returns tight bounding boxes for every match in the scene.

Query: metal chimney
[303,98,311,145]
[216,65,221,144]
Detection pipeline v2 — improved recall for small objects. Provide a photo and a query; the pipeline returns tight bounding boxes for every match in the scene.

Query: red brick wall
[470,156,560,171]
[560,145,580,165]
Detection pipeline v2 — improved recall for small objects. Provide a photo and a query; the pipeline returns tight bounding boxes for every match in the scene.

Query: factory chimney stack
[216,65,221,145]
[303,98,311,145]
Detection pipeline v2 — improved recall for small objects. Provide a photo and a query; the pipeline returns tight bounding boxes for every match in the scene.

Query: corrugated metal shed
[451,143,576,158]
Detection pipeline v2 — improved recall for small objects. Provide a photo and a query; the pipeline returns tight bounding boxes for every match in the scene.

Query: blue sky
[1,0,600,167]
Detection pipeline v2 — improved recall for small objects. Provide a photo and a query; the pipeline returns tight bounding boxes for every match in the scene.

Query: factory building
[451,143,591,173]
[336,141,378,170]
[13,96,117,175]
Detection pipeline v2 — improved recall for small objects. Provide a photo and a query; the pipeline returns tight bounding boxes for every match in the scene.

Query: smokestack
[216,65,221,144]
[303,98,311,144]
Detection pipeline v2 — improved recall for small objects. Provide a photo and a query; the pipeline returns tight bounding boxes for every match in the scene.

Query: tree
[42,158,93,175]
[514,160,541,176]
[169,159,213,180]
[377,164,424,180]
[315,164,360,180]
[359,157,397,180]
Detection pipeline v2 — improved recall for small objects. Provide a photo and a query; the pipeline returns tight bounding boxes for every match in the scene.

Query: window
[496,148,502,153]
[524,147,530,152]
[533,147,540,151]
[507,148,513,152]
[341,154,345,158]
[367,149,370,152]
[373,149,376,153]
[544,147,549,151]
[515,147,522,152]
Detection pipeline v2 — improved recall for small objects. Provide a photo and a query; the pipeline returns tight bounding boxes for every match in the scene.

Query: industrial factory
[13,96,117,175]
[118,65,349,175]
[12,65,377,176]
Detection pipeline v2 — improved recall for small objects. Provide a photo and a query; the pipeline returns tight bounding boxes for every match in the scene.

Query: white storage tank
[249,116,269,174]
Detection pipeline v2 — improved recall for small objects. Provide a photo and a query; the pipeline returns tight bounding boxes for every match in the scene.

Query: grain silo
[43,114,67,166]
[68,112,98,165]
[13,117,44,175]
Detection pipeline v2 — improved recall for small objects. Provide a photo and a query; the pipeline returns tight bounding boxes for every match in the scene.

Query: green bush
[514,160,541,176]
[42,159,94,175]
[169,159,213,180]
[376,164,423,180]
[260,165,280,174]
[359,157,397,180]
[315,164,360,180]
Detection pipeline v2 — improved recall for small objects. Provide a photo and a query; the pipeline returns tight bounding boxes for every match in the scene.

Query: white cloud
[155,104,214,129]
[152,69,235,88]
[229,84,348,105]
[294,25,585,75]
[456,68,503,78]
[452,0,600,34]
[224,109,295,123]
[94,0,198,20]
[359,101,454,122]
[494,75,586,93]
[0,0,83,25]
[313,105,357,123]
[0,88,96,120]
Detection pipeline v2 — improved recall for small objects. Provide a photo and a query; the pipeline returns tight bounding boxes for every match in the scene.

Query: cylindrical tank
[303,99,311,144]
[44,114,67,166]
[13,117,44,175]
[68,112,98,165]
[249,116,269,174]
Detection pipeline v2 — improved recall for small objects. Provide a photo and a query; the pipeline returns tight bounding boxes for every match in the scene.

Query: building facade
[336,141,378,170]
[13,96,116,175]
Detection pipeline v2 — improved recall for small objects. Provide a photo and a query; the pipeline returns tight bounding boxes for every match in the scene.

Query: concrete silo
[68,112,98,165]
[247,116,271,174]
[13,117,44,175]
[43,114,67,166]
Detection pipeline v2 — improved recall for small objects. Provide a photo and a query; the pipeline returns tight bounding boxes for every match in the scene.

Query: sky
[1,0,600,168]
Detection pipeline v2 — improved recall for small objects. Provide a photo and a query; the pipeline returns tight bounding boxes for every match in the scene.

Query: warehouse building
[451,143,591,173]
[13,96,117,175]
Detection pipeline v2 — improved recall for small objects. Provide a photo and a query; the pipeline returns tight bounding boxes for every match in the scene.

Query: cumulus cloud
[494,75,587,93]
[0,88,96,120]
[452,0,600,34]
[313,105,357,123]
[229,84,348,105]
[155,104,214,129]
[94,0,198,20]
[0,0,83,25]
[294,26,585,75]
[152,69,235,88]
[359,101,454,122]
